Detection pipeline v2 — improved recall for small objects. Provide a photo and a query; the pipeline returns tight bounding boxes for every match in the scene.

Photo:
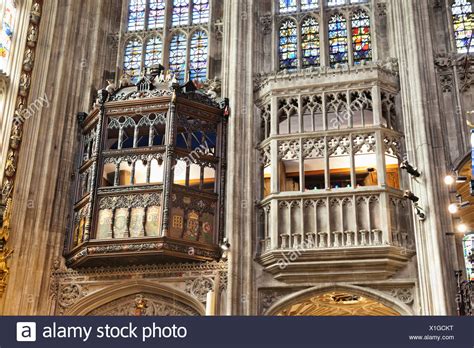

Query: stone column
[221,0,257,315]
[389,0,457,315]
[0,0,124,315]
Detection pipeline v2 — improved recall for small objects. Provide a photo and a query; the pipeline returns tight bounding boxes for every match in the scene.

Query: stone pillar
[221,0,257,315]
[0,0,124,315]
[389,0,457,315]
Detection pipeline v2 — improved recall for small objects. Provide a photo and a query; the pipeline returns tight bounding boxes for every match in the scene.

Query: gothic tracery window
[169,32,187,82]
[351,9,372,64]
[123,0,210,83]
[189,30,209,81]
[301,16,321,68]
[124,38,143,80]
[279,19,298,70]
[0,0,15,73]
[328,13,348,66]
[452,0,473,53]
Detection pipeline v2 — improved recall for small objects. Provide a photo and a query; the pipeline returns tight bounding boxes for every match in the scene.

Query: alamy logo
[16,322,37,342]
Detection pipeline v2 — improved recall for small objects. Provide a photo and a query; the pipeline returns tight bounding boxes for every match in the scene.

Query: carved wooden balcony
[65,74,228,267]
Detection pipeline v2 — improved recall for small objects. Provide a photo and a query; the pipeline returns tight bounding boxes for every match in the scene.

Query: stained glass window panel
[124,39,143,80]
[145,36,163,68]
[190,30,208,81]
[169,33,187,82]
[192,0,210,24]
[301,17,320,68]
[0,0,15,72]
[279,19,298,70]
[328,13,348,66]
[352,9,372,64]
[452,0,473,53]
[172,0,190,26]
[327,0,346,6]
[149,0,166,29]
[463,234,474,281]
[279,0,297,13]
[127,0,146,31]
[301,0,319,10]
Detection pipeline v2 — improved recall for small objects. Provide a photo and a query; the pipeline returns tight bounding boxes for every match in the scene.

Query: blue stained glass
[172,0,190,26]
[145,36,163,68]
[301,0,319,10]
[190,30,208,81]
[128,0,146,31]
[279,19,298,70]
[301,16,320,67]
[124,38,143,80]
[149,0,166,29]
[352,9,372,64]
[280,0,297,13]
[452,0,473,53]
[169,33,187,82]
[328,13,348,67]
[192,0,210,24]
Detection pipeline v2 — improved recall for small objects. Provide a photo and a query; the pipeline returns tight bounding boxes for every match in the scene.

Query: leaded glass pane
[352,9,372,64]
[0,0,15,72]
[190,30,208,81]
[128,0,146,31]
[301,0,319,10]
[192,0,210,24]
[173,0,190,26]
[149,0,166,29]
[169,33,187,82]
[328,13,348,66]
[301,17,320,67]
[280,0,297,13]
[452,0,474,53]
[463,234,474,281]
[124,38,143,81]
[145,36,163,68]
[279,19,298,70]
[327,0,346,6]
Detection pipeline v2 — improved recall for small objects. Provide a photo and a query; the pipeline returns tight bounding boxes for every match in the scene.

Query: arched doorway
[65,281,205,316]
[266,285,412,316]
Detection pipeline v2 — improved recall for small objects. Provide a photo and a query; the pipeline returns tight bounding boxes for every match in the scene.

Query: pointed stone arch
[265,284,414,316]
[65,281,205,316]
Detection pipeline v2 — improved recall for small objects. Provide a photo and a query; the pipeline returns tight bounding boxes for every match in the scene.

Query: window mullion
[347,10,354,66]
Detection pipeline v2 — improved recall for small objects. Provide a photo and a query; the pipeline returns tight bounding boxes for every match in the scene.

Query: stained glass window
[0,0,15,72]
[192,0,210,24]
[124,39,143,80]
[463,234,474,281]
[327,0,346,6]
[301,17,320,68]
[149,0,166,29]
[169,33,188,82]
[328,13,348,66]
[280,0,297,13]
[279,19,298,70]
[173,0,190,27]
[190,30,208,81]
[144,36,163,68]
[452,0,473,53]
[352,9,371,64]
[128,0,146,31]
[301,0,319,10]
